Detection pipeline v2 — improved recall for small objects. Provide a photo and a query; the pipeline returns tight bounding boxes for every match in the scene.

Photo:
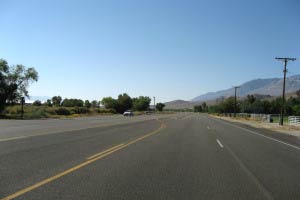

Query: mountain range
[165,75,300,109]
[191,75,300,102]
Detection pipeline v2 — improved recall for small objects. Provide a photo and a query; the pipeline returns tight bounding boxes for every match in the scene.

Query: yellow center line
[1,120,166,200]
[86,143,125,160]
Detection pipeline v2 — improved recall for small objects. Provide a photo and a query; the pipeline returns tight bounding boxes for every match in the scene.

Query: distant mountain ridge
[191,75,300,102]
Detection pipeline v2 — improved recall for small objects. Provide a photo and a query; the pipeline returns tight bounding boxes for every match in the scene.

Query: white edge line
[216,139,224,148]
[213,117,300,151]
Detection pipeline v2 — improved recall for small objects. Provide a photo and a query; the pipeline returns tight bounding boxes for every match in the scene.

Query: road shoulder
[209,115,300,149]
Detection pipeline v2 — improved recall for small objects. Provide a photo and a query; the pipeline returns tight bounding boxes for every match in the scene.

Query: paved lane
[0,113,299,199]
[0,114,176,141]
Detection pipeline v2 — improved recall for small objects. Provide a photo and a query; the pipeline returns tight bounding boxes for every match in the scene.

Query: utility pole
[21,97,25,120]
[234,86,240,117]
[275,57,296,126]
[153,96,156,112]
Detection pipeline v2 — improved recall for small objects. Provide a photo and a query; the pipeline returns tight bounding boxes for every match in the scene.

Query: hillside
[164,99,218,109]
[192,75,300,102]
[164,100,198,109]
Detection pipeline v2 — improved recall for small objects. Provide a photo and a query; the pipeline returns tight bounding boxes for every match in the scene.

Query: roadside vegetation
[3,105,115,119]
[101,94,166,113]
[0,58,164,119]
[3,93,163,119]
[194,93,300,116]
[0,58,38,114]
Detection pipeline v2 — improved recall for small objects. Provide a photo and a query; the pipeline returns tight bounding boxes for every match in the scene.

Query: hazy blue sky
[1,0,300,102]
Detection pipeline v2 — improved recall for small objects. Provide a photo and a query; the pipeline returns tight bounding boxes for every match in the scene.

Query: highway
[0,113,299,200]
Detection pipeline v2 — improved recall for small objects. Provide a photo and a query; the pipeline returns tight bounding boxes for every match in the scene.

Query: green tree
[52,96,62,106]
[220,97,238,113]
[45,99,52,107]
[201,102,207,112]
[261,100,272,114]
[91,100,99,108]
[84,100,91,108]
[194,105,203,112]
[296,90,300,100]
[0,59,38,113]
[132,96,151,111]
[270,97,282,114]
[246,95,256,104]
[208,104,222,113]
[156,103,165,112]
[292,105,300,116]
[61,98,84,107]
[117,93,132,113]
[33,100,42,106]
[101,97,118,110]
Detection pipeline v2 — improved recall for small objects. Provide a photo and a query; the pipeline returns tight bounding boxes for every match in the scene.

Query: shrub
[4,106,21,115]
[45,107,57,115]
[97,108,116,114]
[24,108,48,119]
[71,107,89,114]
[32,100,42,106]
[292,105,300,116]
[55,108,71,115]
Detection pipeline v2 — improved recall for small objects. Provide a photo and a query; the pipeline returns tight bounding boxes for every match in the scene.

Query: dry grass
[3,105,116,119]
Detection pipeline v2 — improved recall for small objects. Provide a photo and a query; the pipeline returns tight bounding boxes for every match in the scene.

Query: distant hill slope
[164,100,198,109]
[192,75,300,102]
[164,99,218,109]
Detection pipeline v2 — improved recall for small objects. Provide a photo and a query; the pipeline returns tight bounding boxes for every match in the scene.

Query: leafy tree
[45,99,52,107]
[220,97,238,113]
[91,100,99,108]
[101,97,118,110]
[270,97,282,114]
[208,104,222,113]
[261,100,272,114]
[132,96,151,111]
[194,105,203,112]
[296,90,300,99]
[208,92,300,115]
[246,95,256,104]
[116,93,132,113]
[84,100,91,108]
[0,59,38,112]
[33,100,42,106]
[201,102,207,112]
[52,96,62,106]
[156,103,165,112]
[292,105,300,116]
[61,98,84,107]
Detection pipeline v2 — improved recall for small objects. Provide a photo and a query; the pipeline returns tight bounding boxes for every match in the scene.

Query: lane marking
[0,120,166,200]
[210,117,300,151]
[86,143,125,160]
[216,139,224,148]
[0,116,173,142]
[207,126,210,130]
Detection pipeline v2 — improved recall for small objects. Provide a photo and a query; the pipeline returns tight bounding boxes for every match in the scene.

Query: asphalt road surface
[0,113,299,200]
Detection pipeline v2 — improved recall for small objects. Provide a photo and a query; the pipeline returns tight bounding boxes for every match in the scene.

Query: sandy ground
[213,115,300,139]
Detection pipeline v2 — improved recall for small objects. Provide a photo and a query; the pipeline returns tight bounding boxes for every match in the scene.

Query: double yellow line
[1,120,166,200]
